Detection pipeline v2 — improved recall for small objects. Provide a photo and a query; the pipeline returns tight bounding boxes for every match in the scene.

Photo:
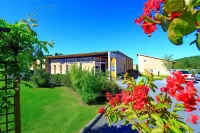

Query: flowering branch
[135,0,200,50]
[98,70,200,132]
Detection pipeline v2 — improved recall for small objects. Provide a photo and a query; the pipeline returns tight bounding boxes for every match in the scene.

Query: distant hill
[174,55,200,69]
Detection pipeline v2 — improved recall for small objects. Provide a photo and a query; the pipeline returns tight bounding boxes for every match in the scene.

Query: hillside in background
[174,55,200,69]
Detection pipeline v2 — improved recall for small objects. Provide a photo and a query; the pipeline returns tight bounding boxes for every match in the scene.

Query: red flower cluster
[135,0,164,36]
[106,85,149,111]
[190,114,199,124]
[132,86,149,110]
[98,107,105,114]
[106,92,121,107]
[162,71,200,112]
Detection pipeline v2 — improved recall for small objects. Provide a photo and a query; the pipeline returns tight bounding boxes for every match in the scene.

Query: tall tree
[0,18,54,76]
[55,52,58,56]
[173,63,182,69]
[183,59,190,69]
[162,54,173,71]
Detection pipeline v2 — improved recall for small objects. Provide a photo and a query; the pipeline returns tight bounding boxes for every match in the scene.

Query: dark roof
[45,50,133,60]
[137,54,178,63]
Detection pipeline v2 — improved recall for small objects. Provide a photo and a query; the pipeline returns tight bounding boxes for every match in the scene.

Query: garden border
[79,106,108,133]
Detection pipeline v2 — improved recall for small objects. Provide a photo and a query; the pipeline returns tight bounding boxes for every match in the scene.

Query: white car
[171,70,195,82]
[194,72,200,81]
[178,70,195,82]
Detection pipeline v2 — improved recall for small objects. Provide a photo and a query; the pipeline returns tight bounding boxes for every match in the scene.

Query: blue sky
[0,0,199,64]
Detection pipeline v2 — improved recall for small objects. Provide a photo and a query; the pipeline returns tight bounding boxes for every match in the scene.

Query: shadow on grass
[89,123,138,133]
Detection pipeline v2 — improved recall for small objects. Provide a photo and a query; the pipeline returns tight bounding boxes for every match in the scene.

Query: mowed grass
[0,82,103,133]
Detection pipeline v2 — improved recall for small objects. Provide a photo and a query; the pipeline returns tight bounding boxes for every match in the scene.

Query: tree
[162,54,173,71]
[0,18,54,76]
[136,64,138,70]
[55,52,58,56]
[183,59,191,69]
[173,63,182,69]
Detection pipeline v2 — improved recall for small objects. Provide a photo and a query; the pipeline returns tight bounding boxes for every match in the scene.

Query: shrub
[62,72,72,87]
[31,69,51,87]
[79,69,107,104]
[51,74,62,85]
[68,63,108,104]
[103,80,119,94]
[69,63,83,91]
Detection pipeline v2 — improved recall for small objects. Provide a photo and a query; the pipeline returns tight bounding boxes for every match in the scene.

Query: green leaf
[162,118,170,124]
[32,24,38,27]
[154,103,169,110]
[155,14,169,21]
[107,117,112,126]
[160,21,167,32]
[131,125,136,130]
[124,109,134,116]
[178,121,193,133]
[157,94,163,102]
[172,118,179,127]
[128,114,138,119]
[196,33,200,50]
[139,114,149,121]
[164,0,185,13]
[175,103,185,108]
[151,128,163,133]
[140,123,151,133]
[144,16,158,24]
[173,107,185,112]
[123,120,129,125]
[169,125,182,133]
[150,114,164,126]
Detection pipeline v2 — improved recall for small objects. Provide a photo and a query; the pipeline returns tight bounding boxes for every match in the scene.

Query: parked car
[178,70,195,82]
[194,72,200,81]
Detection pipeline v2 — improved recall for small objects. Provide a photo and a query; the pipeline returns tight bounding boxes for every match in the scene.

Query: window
[66,65,68,73]
[60,65,62,74]
[54,65,56,74]
[124,64,125,73]
[150,69,153,73]
[111,66,115,71]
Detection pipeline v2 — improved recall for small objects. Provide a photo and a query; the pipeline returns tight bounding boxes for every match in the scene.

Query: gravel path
[89,79,200,133]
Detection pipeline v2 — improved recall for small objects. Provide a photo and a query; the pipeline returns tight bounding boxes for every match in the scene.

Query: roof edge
[137,54,178,63]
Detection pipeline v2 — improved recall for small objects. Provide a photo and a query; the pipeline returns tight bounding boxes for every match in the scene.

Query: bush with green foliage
[31,69,51,87]
[51,74,62,85]
[69,64,108,104]
[103,80,119,94]
[62,73,72,87]
[69,63,83,91]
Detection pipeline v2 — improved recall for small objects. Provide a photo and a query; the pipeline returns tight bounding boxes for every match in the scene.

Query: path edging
[79,106,108,133]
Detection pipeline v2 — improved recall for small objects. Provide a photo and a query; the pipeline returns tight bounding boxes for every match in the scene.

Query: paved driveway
[89,79,200,133]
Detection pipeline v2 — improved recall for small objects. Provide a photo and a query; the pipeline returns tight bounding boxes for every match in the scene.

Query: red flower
[141,22,157,37]
[98,107,105,114]
[121,108,126,112]
[196,97,200,102]
[134,0,165,36]
[132,85,149,110]
[190,114,199,124]
[106,92,112,100]
[170,12,182,19]
[155,95,160,102]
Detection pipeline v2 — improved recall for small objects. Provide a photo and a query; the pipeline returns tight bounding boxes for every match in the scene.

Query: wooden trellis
[0,28,21,133]
[0,61,21,133]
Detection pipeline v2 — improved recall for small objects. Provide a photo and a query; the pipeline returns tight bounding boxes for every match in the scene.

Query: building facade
[42,51,133,79]
[137,54,177,76]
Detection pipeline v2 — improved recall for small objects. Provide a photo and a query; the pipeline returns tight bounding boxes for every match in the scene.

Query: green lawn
[1,82,103,133]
